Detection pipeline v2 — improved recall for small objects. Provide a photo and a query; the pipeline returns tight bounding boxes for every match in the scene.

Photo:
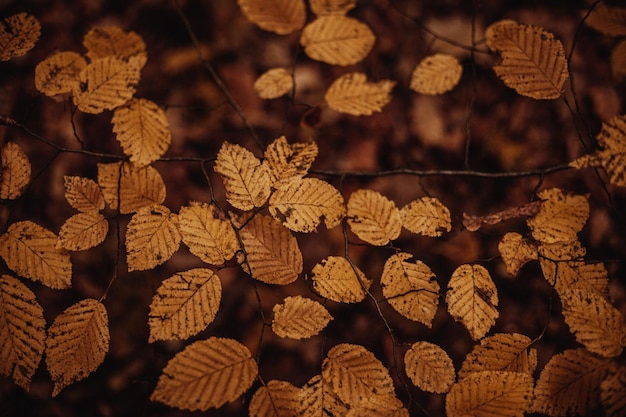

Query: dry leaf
[498,232,538,276]
[485,20,568,99]
[254,68,293,99]
[238,0,306,35]
[112,98,171,167]
[410,54,463,95]
[297,374,349,417]
[263,136,318,189]
[531,348,612,416]
[346,394,408,417]
[404,341,455,393]
[63,176,105,212]
[560,289,626,358]
[214,142,271,211]
[347,189,401,246]
[301,16,375,66]
[97,162,166,214]
[178,202,239,265]
[238,214,302,285]
[0,221,72,289]
[601,363,626,417]
[311,256,371,303]
[35,51,86,97]
[322,343,394,406]
[0,275,46,391]
[446,264,499,340]
[46,299,109,396]
[0,13,40,61]
[400,196,451,237]
[463,200,542,232]
[269,177,345,232]
[528,188,589,244]
[0,142,31,200]
[446,371,533,417]
[72,56,143,114]
[272,295,332,339]
[58,212,109,251]
[380,252,440,327]
[249,380,299,417]
[309,0,356,16]
[150,337,258,410]
[325,72,395,116]
[83,26,147,66]
[584,4,626,37]
[458,333,537,379]
[126,204,181,271]
[148,268,222,342]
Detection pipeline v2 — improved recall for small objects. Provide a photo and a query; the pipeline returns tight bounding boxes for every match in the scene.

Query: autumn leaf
[35,51,87,97]
[485,20,568,99]
[272,295,332,339]
[151,337,258,410]
[0,221,72,289]
[297,374,349,417]
[400,196,451,237]
[97,162,166,214]
[311,256,371,303]
[83,26,147,66]
[347,189,402,246]
[0,142,31,200]
[584,4,626,37]
[410,54,463,95]
[498,232,538,276]
[249,380,299,417]
[238,0,306,35]
[528,188,589,244]
[63,176,105,212]
[346,394,408,417]
[463,200,542,232]
[601,363,626,417]
[148,269,222,342]
[58,212,109,251]
[0,13,40,61]
[404,341,455,393]
[0,275,46,391]
[300,16,375,66]
[325,72,395,116]
[254,68,293,99]
[46,299,109,396]
[446,264,499,340]
[263,136,318,189]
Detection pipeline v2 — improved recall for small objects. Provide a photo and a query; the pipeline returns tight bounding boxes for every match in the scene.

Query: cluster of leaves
[1,2,626,417]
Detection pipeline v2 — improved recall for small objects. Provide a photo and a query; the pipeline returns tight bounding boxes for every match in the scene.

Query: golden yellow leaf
[485,20,568,99]
[560,289,626,358]
[35,51,86,97]
[263,136,318,189]
[325,72,395,116]
[97,162,166,214]
[238,0,306,35]
[570,115,626,187]
[46,299,109,397]
[272,295,332,339]
[0,221,72,289]
[498,232,538,276]
[301,16,375,66]
[63,175,105,212]
[254,68,293,99]
[238,214,302,285]
[249,380,299,417]
[347,189,401,246]
[400,196,451,237]
[458,333,537,379]
[72,56,143,114]
[214,142,271,211]
[446,264,499,340]
[584,4,626,37]
[531,348,611,416]
[528,188,589,244]
[380,252,439,327]
[58,212,109,251]
[410,54,463,95]
[309,0,357,16]
[322,343,394,406]
[83,26,147,66]
[112,98,171,167]
[178,202,239,265]
[611,39,626,79]
[311,256,371,303]
[446,371,533,417]
[601,363,626,417]
[0,13,40,61]
[269,177,345,232]
[297,374,349,417]
[148,268,222,342]
[0,142,31,200]
[0,275,46,391]
[404,341,455,393]
[150,337,258,411]
[346,394,409,417]
[126,204,181,271]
